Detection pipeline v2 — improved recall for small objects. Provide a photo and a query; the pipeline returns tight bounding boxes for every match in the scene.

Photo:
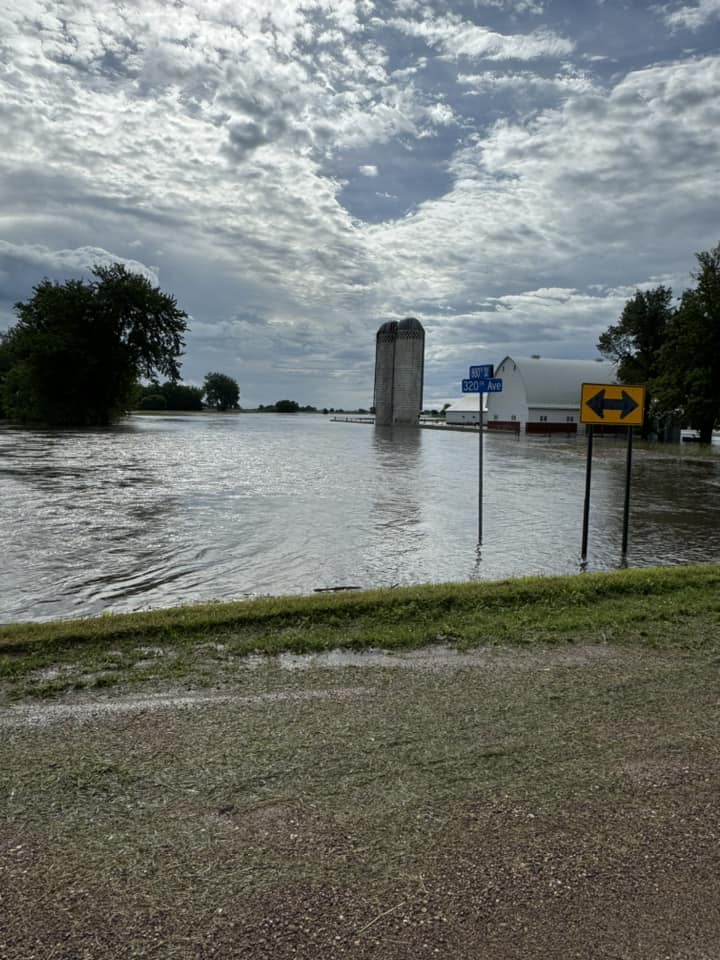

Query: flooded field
[1,413,718,622]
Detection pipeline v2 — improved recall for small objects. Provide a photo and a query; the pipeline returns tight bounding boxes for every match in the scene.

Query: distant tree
[160,381,203,411]
[1,263,187,426]
[274,399,300,413]
[653,243,720,444]
[203,372,240,411]
[322,408,329,415]
[0,333,13,419]
[132,380,203,411]
[139,392,167,410]
[597,286,674,438]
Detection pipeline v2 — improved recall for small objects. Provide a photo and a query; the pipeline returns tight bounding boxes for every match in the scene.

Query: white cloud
[388,14,574,61]
[1,1,719,406]
[0,241,160,284]
[457,68,594,97]
[663,0,720,30]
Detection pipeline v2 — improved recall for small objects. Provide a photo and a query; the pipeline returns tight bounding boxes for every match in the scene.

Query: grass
[3,564,720,956]
[1,563,719,701]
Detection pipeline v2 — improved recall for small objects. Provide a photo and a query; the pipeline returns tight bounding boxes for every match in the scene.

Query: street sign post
[460,371,502,545]
[579,382,645,563]
[462,377,503,394]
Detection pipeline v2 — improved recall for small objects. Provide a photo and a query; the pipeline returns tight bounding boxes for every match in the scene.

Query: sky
[1,0,719,409]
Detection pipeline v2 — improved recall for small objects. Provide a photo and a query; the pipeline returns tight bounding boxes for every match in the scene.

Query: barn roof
[497,356,618,408]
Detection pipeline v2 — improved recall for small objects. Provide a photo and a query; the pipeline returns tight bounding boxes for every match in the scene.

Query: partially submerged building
[487,356,617,434]
[373,317,425,426]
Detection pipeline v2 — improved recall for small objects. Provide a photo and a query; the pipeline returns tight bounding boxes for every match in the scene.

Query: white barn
[445,396,487,425]
[487,356,618,434]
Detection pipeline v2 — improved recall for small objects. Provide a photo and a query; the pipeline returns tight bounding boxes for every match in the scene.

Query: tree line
[597,243,720,444]
[1,248,718,437]
[0,264,309,424]
[136,372,239,412]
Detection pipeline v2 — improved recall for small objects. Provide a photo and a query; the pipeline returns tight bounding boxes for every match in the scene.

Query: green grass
[2,564,720,701]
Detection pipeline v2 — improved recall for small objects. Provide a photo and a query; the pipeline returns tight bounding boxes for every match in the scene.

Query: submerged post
[462,365,500,549]
[621,426,633,558]
[581,424,594,563]
[478,389,484,544]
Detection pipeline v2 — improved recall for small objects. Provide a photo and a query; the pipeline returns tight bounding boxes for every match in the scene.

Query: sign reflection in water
[0,414,718,622]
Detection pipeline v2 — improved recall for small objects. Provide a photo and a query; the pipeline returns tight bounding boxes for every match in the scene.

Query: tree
[274,399,300,412]
[203,372,240,411]
[597,286,674,438]
[1,263,187,426]
[0,333,13,419]
[654,243,720,445]
[159,381,203,411]
[139,392,167,410]
[132,380,203,410]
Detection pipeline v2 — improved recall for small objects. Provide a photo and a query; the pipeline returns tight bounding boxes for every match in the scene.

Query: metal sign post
[478,388,484,543]
[621,425,633,558]
[579,382,645,564]
[581,424,593,563]
[462,369,502,546]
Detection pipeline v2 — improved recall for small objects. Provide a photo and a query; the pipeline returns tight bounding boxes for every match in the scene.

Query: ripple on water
[1,416,719,621]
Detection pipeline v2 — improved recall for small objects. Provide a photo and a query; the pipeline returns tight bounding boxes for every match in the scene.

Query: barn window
[566,415,574,422]
[539,415,548,422]
[511,414,516,421]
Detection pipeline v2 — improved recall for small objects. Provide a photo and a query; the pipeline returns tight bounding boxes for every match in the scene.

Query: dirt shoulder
[3,635,720,959]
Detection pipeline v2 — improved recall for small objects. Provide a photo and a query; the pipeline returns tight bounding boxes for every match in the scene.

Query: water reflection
[1,417,719,622]
[366,426,426,584]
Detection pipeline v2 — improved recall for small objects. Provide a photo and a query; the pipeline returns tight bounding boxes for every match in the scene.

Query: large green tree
[274,399,300,412]
[654,243,720,445]
[203,372,240,411]
[134,380,203,411]
[1,263,188,426]
[597,286,674,438]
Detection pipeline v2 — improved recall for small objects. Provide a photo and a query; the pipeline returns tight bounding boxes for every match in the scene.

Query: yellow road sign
[580,383,645,426]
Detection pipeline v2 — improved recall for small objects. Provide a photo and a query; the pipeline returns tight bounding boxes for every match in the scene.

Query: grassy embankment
[3,563,720,957]
[2,563,719,701]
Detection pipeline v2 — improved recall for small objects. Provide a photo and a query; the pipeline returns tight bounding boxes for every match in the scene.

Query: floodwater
[1,414,719,622]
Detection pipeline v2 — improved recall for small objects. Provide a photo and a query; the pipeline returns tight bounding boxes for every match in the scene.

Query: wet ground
[3,640,720,958]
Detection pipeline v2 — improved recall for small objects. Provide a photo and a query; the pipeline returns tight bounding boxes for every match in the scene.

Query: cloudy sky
[1,0,719,408]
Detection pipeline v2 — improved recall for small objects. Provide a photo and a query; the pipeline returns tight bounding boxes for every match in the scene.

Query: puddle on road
[269,643,620,672]
[0,686,370,728]
[3,643,631,729]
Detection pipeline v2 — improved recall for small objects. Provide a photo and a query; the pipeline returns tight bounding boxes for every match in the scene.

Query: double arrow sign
[580,383,645,426]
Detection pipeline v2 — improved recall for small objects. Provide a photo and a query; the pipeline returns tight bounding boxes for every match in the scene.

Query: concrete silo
[373,317,424,426]
[373,321,398,426]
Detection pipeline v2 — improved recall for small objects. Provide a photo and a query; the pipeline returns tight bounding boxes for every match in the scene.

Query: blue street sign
[469,364,494,379]
[462,377,503,393]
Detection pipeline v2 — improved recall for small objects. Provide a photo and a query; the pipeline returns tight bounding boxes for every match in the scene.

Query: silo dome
[396,317,424,335]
